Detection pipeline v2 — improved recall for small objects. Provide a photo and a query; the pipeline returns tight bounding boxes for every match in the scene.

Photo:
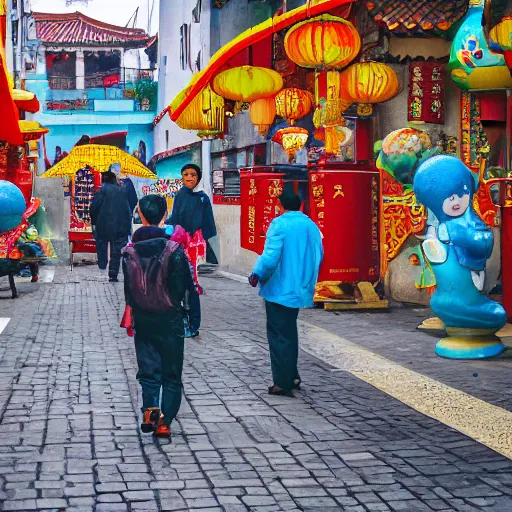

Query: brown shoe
[141,408,160,433]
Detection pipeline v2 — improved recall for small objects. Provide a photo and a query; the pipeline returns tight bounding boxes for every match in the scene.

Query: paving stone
[37,498,68,509]
[1,267,512,512]
[3,500,39,511]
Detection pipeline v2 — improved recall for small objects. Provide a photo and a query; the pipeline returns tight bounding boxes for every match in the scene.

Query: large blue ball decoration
[0,180,26,233]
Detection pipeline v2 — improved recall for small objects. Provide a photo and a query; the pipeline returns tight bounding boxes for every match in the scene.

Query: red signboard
[408,61,445,124]
[310,169,380,285]
[240,172,284,255]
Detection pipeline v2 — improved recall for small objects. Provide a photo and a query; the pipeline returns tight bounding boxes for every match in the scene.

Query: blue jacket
[253,211,323,309]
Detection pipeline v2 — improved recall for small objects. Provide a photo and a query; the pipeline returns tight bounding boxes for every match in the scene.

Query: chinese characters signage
[240,173,284,254]
[460,91,489,171]
[408,62,445,124]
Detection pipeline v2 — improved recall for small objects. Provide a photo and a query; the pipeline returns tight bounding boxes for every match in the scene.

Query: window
[46,51,77,90]
[165,130,169,150]
[192,0,202,23]
[180,24,190,71]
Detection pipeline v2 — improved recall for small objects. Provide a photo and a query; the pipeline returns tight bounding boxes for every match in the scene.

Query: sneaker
[154,418,171,439]
[141,407,160,433]
[109,276,119,282]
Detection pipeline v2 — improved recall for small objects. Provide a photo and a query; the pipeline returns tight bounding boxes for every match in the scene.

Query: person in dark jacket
[120,176,138,215]
[90,171,132,282]
[166,164,217,337]
[123,194,193,439]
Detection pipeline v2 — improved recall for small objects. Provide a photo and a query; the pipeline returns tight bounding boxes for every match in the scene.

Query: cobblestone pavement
[0,266,512,511]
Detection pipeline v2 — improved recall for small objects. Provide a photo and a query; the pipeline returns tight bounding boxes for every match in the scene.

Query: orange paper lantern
[272,126,309,162]
[339,62,400,115]
[250,97,276,135]
[314,127,325,141]
[284,14,361,70]
[212,66,283,102]
[275,88,314,125]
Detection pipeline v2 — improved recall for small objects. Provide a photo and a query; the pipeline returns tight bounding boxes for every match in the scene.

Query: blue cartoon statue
[413,155,506,358]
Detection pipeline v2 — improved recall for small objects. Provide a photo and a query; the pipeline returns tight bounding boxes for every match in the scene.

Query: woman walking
[168,164,217,337]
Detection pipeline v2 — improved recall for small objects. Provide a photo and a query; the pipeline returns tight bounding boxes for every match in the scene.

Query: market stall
[41,144,156,268]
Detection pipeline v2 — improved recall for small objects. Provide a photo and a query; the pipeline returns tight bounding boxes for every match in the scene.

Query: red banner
[240,172,284,255]
[408,61,445,124]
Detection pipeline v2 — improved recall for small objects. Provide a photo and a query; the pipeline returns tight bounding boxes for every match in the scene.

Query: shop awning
[19,120,49,141]
[0,62,23,146]
[12,89,40,113]
[167,0,355,124]
[41,144,157,179]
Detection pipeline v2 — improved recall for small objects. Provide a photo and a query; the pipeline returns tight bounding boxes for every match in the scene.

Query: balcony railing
[48,76,76,90]
[48,68,155,91]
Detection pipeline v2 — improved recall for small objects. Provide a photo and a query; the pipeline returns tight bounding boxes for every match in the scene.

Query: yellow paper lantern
[275,88,314,125]
[284,14,361,70]
[250,97,276,135]
[175,85,225,138]
[272,127,309,162]
[339,62,400,115]
[212,66,283,102]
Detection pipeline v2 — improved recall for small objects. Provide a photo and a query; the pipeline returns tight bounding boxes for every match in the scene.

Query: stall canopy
[41,144,157,178]
[165,0,355,125]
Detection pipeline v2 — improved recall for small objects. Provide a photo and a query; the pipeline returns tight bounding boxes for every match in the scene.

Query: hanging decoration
[212,66,283,102]
[339,62,400,117]
[460,91,490,171]
[313,70,352,128]
[272,127,309,163]
[448,0,512,90]
[284,15,361,69]
[249,97,276,136]
[274,88,314,125]
[174,85,225,139]
[407,62,445,124]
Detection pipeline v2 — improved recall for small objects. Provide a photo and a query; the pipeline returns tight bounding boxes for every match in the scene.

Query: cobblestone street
[1,266,512,512]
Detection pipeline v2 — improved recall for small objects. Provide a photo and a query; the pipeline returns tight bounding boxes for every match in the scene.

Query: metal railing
[48,76,76,90]
[48,68,155,90]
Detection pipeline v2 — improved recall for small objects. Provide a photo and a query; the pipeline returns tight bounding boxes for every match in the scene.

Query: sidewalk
[0,266,510,511]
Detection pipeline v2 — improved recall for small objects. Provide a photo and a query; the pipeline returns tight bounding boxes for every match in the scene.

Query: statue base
[435,327,506,359]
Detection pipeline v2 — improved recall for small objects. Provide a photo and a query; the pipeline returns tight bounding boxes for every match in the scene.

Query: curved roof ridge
[32,11,148,36]
[32,10,151,46]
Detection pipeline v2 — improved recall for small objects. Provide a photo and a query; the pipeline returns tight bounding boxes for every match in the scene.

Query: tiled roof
[32,11,151,47]
[366,0,468,37]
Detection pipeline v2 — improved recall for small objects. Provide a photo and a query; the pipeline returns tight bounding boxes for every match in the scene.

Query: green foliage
[134,78,157,109]
[485,166,509,180]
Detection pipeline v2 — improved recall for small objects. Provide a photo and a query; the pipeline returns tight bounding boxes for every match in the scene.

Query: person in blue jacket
[249,189,323,396]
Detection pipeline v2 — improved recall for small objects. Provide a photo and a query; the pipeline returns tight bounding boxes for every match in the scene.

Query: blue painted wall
[154,147,202,180]
[42,123,154,168]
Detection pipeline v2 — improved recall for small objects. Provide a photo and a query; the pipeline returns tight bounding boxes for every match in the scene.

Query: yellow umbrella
[41,144,157,179]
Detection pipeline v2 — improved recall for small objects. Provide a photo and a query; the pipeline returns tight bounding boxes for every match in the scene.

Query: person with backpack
[90,170,132,282]
[166,164,217,338]
[122,194,194,439]
[248,189,323,396]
